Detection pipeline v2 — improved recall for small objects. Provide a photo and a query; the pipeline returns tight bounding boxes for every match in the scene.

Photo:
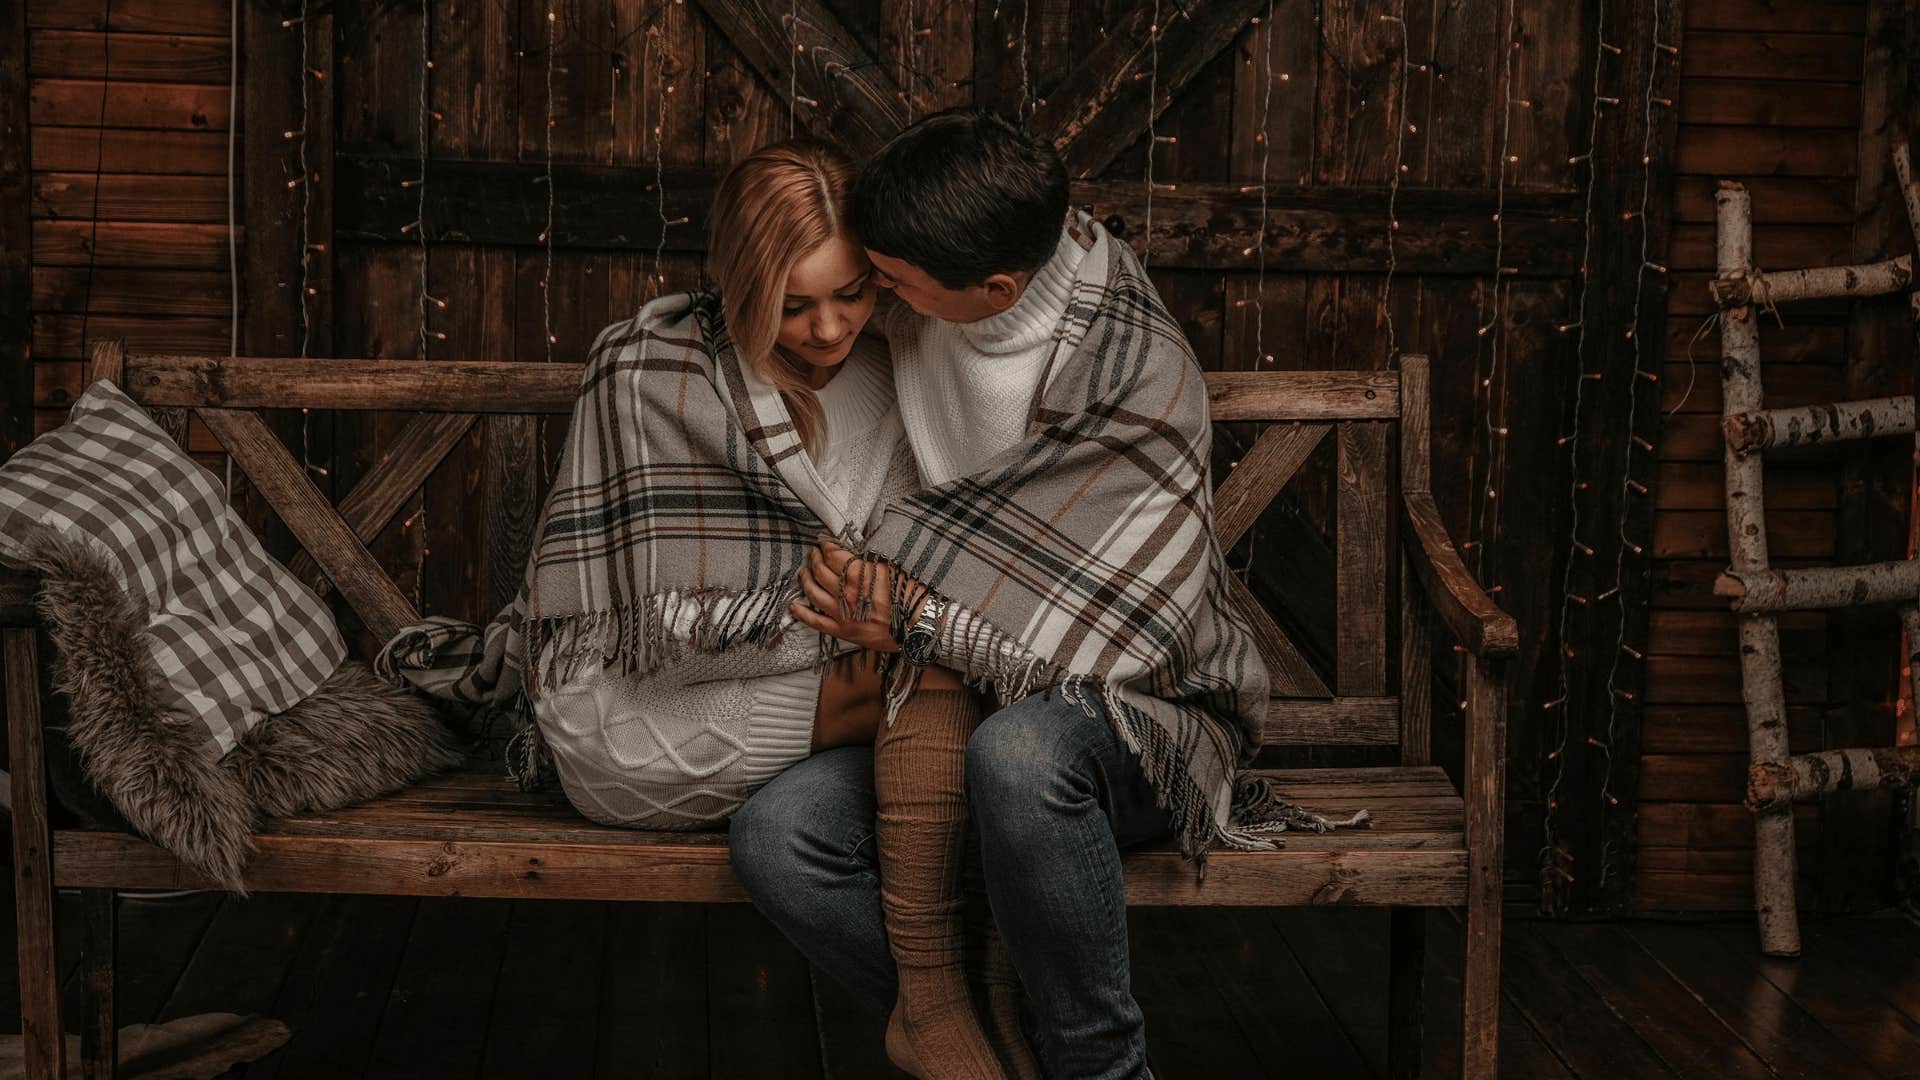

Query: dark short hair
[850,108,1069,289]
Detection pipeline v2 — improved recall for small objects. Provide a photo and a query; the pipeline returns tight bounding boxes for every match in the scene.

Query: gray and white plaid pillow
[0,380,346,757]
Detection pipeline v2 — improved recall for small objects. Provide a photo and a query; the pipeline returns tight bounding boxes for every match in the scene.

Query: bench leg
[79,888,117,1079]
[6,628,66,1080]
[1461,656,1507,1080]
[1387,906,1426,1079]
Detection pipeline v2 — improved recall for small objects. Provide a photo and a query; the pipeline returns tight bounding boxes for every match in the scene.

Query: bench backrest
[91,343,1433,763]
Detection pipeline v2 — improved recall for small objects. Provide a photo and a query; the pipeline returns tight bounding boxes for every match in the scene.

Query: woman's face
[778,234,876,374]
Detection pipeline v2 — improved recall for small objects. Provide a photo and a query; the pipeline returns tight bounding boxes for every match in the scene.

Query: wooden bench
[3,343,1517,1079]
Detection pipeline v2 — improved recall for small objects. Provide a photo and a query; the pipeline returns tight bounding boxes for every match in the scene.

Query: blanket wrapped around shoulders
[860,213,1357,859]
[380,227,1361,862]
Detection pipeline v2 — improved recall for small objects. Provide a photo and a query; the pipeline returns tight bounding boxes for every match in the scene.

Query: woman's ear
[981,273,1023,314]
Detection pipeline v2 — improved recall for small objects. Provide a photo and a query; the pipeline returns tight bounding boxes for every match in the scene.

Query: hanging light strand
[1597,1,1676,843]
[1380,6,1410,365]
[1539,0,1618,892]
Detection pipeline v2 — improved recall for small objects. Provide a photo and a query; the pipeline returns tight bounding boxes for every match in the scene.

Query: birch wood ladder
[1713,145,1920,957]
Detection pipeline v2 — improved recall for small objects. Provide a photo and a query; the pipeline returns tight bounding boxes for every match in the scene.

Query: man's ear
[980,273,1023,314]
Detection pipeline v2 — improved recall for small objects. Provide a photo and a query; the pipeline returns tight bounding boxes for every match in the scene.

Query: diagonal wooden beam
[692,0,910,158]
[1031,0,1269,179]
[197,407,420,643]
[1226,569,1330,698]
[287,411,480,596]
[1213,422,1329,550]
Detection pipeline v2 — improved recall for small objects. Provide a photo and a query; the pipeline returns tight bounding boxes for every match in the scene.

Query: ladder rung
[1724,396,1914,453]
[1716,560,1920,612]
[1749,744,1920,809]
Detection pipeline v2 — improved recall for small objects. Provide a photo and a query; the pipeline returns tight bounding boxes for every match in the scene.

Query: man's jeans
[729,689,1172,1080]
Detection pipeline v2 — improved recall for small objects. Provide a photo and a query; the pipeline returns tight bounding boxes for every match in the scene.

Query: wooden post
[1386,906,1426,1080]
[0,0,29,464]
[1399,355,1433,765]
[6,629,65,1080]
[78,889,116,1080]
[1719,181,1801,957]
[1460,655,1508,1080]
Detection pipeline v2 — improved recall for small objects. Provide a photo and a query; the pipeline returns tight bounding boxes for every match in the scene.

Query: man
[730,109,1274,1080]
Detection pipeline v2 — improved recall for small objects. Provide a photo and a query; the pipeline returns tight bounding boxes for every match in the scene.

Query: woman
[527,139,1034,1080]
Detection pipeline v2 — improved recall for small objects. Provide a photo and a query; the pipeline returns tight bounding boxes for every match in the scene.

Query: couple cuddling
[384,108,1352,1080]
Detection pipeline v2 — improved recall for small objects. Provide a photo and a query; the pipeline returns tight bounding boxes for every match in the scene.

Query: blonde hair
[707,138,858,455]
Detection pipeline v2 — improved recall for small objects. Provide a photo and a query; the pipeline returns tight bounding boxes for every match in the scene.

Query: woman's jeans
[729,689,1171,1080]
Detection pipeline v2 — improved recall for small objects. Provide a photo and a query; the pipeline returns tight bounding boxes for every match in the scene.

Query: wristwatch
[900,593,946,667]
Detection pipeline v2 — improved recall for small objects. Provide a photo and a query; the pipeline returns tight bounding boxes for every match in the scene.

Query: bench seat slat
[50,765,1465,906]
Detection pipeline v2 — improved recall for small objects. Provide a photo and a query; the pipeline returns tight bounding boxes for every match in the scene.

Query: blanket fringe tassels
[502,581,806,791]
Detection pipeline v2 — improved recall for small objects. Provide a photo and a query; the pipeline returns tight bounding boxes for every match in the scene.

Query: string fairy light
[649,13,677,298]
[1378,6,1410,365]
[1596,2,1678,877]
[1539,0,1618,898]
[1452,0,1525,740]
[1249,1,1276,371]
[1019,0,1033,121]
[415,0,432,360]
[1467,0,1520,582]
[543,5,556,363]
[1232,1,1283,583]
[1142,0,1161,272]
[408,0,435,610]
[284,0,328,482]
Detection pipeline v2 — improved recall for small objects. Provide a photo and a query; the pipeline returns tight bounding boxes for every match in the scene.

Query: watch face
[904,628,936,665]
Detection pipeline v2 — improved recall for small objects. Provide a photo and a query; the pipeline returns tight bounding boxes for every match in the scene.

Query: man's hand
[789,540,928,653]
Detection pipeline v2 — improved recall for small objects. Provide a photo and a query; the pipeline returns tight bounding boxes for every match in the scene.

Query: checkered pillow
[0,381,346,758]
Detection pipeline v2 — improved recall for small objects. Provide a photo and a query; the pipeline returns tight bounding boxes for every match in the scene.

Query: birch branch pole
[1710,255,1913,310]
[1716,559,1920,612]
[1723,396,1914,453]
[1717,180,1802,957]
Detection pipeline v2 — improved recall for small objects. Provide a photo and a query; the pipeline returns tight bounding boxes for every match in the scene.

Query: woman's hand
[789,540,927,653]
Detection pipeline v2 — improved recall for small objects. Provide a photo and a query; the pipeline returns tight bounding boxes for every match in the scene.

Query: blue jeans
[729,689,1172,1080]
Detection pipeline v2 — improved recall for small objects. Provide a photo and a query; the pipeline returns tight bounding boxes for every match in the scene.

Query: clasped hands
[788,539,930,654]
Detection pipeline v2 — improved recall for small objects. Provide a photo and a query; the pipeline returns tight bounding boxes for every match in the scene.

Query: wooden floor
[5,883,1920,1078]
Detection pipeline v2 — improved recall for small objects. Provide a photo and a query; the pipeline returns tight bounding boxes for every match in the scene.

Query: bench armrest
[1402,493,1519,659]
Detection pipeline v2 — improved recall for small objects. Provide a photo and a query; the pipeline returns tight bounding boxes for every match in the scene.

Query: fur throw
[26,531,468,893]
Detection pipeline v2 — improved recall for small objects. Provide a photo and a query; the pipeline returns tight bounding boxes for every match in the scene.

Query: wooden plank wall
[1640,0,1880,912]
[23,0,237,474]
[18,0,1827,899]
[323,0,1609,904]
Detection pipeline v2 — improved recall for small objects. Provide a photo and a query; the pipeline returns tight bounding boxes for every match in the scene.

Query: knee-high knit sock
[963,836,1045,1080]
[875,687,1005,1080]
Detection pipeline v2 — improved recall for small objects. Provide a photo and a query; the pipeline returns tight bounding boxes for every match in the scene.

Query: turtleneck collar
[958,227,1086,356]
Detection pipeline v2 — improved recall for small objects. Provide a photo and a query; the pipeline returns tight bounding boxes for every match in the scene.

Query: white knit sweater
[537,335,916,829]
[891,227,1087,486]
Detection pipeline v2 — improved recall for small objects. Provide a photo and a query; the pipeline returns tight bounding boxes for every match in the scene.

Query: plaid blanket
[865,214,1329,857]
[0,380,347,757]
[382,215,1357,858]
[379,290,843,783]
